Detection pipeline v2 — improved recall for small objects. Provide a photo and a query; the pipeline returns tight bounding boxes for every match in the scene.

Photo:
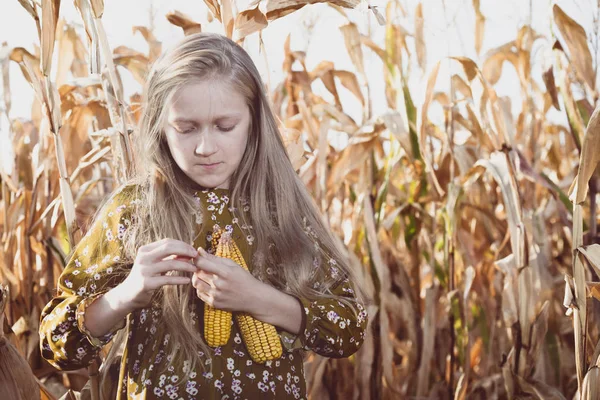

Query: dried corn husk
[0,284,40,400]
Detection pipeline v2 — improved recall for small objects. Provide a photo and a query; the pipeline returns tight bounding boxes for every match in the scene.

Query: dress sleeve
[278,223,368,358]
[39,185,138,370]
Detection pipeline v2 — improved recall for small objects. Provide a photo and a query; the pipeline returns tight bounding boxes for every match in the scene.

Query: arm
[248,282,303,335]
[256,236,368,358]
[39,185,137,370]
[82,283,135,338]
[279,273,368,358]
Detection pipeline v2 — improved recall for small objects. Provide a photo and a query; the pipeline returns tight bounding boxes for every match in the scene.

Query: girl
[39,32,368,399]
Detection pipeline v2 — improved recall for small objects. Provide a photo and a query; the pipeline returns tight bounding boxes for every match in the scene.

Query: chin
[194,180,224,189]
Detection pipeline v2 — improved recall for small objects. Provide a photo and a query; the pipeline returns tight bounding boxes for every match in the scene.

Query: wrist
[105,285,134,316]
[246,280,273,318]
[247,282,302,335]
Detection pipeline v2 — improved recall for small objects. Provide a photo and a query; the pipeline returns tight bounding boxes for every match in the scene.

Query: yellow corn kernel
[218,234,283,363]
[203,226,231,347]
[236,312,283,363]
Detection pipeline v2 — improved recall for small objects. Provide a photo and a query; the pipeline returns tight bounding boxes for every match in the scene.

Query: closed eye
[175,125,235,134]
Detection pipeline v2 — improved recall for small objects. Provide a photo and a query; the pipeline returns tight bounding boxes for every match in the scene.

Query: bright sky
[0,0,593,174]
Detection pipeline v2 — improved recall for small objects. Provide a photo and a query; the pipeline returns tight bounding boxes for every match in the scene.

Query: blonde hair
[96,32,368,394]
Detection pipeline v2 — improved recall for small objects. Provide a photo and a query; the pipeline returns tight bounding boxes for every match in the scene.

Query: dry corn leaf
[476,152,524,267]
[369,4,386,25]
[90,0,103,18]
[203,0,221,22]
[320,69,342,110]
[40,0,61,76]
[570,103,600,204]
[0,336,41,400]
[589,283,600,302]
[516,375,567,400]
[266,0,360,21]
[315,117,329,206]
[451,56,479,82]
[17,0,37,20]
[281,128,305,171]
[578,244,600,277]
[73,0,102,74]
[452,74,473,99]
[327,138,376,188]
[334,70,364,105]
[414,3,426,71]
[553,4,595,91]
[473,0,485,55]
[454,373,468,400]
[113,47,149,85]
[221,0,234,39]
[482,42,519,85]
[234,6,268,42]
[312,103,358,133]
[340,23,365,77]
[166,11,202,36]
[556,55,586,148]
[573,204,587,390]
[380,111,413,158]
[420,60,445,196]
[530,301,549,360]
[416,285,437,396]
[581,367,600,400]
[362,190,400,394]
[38,379,57,400]
[1,44,11,115]
[9,48,44,102]
[54,23,77,87]
[132,26,162,62]
[360,34,387,64]
[542,66,560,111]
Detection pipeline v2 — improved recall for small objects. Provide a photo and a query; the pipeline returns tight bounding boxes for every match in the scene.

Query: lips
[199,162,222,166]
[198,162,222,169]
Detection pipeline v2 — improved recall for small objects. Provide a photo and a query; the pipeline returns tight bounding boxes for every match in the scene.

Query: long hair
[97,32,368,394]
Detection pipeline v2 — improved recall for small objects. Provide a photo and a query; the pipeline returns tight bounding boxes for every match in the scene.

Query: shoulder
[96,183,144,224]
[105,183,142,208]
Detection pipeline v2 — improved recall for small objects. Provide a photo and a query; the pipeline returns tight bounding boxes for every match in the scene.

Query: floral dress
[39,185,368,399]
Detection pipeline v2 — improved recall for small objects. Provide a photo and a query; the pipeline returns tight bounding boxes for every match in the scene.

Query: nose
[194,130,217,156]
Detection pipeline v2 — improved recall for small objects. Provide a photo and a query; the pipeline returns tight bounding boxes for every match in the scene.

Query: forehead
[166,79,248,122]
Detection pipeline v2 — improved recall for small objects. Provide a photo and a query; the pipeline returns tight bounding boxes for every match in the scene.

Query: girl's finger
[194,270,215,283]
[194,254,222,275]
[153,260,197,276]
[196,289,214,306]
[144,239,197,261]
[148,276,191,289]
[191,272,209,288]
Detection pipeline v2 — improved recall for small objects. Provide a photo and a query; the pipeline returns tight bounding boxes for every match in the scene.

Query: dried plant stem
[589,177,598,245]
[92,17,134,181]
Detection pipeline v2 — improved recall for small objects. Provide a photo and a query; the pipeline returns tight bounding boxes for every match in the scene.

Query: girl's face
[164,79,251,190]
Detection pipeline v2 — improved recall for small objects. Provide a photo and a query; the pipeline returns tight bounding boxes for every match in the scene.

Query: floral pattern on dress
[39,186,367,399]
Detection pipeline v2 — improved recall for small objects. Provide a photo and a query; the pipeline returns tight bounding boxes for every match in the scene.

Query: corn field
[1,0,600,399]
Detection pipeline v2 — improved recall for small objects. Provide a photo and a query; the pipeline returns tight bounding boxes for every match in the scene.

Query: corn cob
[202,228,283,362]
[219,234,283,363]
[203,226,231,347]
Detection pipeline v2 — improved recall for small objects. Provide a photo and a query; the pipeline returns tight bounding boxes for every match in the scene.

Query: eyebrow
[170,115,241,124]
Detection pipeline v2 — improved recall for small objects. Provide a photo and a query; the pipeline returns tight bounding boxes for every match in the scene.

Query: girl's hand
[116,238,198,312]
[192,247,262,313]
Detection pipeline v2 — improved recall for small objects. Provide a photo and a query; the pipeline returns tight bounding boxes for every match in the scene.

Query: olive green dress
[39,185,368,399]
